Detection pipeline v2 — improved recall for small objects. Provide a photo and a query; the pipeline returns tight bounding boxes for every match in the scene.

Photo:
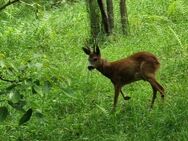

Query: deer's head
[82,45,101,71]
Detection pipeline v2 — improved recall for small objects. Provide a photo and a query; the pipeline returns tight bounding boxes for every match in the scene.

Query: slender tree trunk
[120,0,129,35]
[86,0,100,39]
[97,0,110,35]
[86,0,129,40]
[106,0,114,32]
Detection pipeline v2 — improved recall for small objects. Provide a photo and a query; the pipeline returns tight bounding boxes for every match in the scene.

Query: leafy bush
[0,53,56,124]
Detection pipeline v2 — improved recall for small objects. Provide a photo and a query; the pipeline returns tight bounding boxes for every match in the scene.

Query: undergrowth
[0,0,188,141]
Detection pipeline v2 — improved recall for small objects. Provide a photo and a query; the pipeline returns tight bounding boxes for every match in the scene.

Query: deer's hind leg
[147,77,164,99]
[120,90,131,100]
[144,75,164,108]
[150,85,157,108]
[140,62,165,107]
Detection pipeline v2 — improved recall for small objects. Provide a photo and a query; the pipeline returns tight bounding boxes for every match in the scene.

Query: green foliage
[167,0,188,21]
[0,106,9,122]
[0,49,68,123]
[0,0,188,141]
[19,108,32,125]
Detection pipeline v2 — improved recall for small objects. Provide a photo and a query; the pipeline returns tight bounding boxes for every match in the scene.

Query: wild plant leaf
[32,86,37,94]
[19,108,32,125]
[34,109,44,118]
[6,84,17,91]
[63,89,77,100]
[9,63,19,73]
[0,106,9,122]
[8,100,26,112]
[32,85,43,95]
[7,67,15,75]
[33,79,40,86]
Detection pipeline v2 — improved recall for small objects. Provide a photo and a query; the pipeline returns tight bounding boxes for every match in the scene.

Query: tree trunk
[120,0,129,35]
[106,0,114,32]
[97,0,110,35]
[86,0,100,39]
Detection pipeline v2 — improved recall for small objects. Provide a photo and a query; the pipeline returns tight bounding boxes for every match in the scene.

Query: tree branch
[0,0,20,11]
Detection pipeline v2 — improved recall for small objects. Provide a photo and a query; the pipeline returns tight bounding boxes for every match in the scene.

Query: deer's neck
[96,59,113,79]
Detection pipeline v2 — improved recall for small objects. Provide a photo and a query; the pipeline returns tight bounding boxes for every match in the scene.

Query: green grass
[0,0,188,141]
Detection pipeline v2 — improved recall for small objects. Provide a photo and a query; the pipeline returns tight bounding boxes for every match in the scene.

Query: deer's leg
[150,85,157,108]
[140,62,164,98]
[155,81,165,97]
[113,85,121,110]
[147,77,164,99]
[120,90,131,100]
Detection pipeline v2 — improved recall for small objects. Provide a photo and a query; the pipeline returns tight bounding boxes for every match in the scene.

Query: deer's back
[110,52,160,84]
[129,52,160,65]
[112,51,160,67]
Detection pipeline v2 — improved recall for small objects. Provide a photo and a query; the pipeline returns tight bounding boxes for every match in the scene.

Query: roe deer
[82,45,164,110]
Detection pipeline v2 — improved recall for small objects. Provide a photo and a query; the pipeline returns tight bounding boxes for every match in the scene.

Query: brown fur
[83,47,164,110]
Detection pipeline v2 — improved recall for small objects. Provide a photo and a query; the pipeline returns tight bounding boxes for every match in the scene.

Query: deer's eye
[93,58,98,62]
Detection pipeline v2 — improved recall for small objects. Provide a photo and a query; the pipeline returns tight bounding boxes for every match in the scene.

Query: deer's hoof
[124,96,131,100]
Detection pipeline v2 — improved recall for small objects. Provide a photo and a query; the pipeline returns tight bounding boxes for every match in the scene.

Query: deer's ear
[82,47,91,55]
[96,45,100,56]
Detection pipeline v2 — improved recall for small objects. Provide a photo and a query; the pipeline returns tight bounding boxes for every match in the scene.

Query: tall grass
[0,0,188,141]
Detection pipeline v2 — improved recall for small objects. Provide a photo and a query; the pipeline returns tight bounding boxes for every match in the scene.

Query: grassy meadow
[0,0,188,140]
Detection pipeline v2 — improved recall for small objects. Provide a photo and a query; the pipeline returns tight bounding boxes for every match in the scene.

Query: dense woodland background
[0,0,188,140]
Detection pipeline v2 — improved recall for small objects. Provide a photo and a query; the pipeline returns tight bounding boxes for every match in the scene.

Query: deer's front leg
[113,85,121,110]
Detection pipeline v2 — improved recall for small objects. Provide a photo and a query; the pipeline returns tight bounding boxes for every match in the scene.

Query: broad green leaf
[0,106,9,122]
[19,108,32,125]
